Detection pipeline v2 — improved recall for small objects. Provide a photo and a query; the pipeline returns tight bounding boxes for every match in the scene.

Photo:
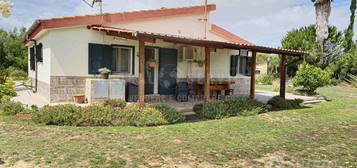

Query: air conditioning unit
[179,46,195,61]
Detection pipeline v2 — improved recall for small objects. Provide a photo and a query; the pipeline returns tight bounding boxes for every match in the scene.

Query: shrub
[0,101,25,116]
[267,96,304,110]
[292,63,332,94]
[0,81,16,101]
[80,105,116,126]
[224,96,269,116]
[200,96,268,119]
[152,104,185,124]
[32,104,82,126]
[9,69,27,80]
[193,104,203,114]
[103,99,127,109]
[116,104,167,127]
[257,73,275,85]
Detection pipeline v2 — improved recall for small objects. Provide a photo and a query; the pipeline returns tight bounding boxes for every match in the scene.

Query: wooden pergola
[88,25,307,106]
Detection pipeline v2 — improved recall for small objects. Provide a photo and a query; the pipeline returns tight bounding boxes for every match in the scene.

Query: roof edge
[24,4,216,44]
[210,24,254,45]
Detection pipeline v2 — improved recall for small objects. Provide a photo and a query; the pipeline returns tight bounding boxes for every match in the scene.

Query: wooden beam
[204,47,211,104]
[163,39,225,49]
[250,51,257,98]
[138,40,145,107]
[280,55,287,99]
[106,31,155,43]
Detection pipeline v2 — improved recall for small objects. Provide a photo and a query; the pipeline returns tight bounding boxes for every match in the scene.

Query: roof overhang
[88,25,308,56]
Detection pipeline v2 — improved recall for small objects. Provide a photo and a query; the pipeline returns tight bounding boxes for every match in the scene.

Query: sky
[0,0,353,47]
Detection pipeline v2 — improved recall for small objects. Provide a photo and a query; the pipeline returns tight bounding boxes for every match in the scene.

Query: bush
[257,73,275,85]
[193,104,203,114]
[80,105,117,126]
[200,96,268,119]
[152,104,185,124]
[32,104,82,126]
[267,96,304,110]
[0,80,16,101]
[0,101,25,116]
[116,104,167,127]
[292,63,332,94]
[9,69,27,80]
[103,99,126,109]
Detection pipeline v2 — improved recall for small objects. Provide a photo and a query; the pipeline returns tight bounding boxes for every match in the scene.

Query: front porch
[87,25,307,106]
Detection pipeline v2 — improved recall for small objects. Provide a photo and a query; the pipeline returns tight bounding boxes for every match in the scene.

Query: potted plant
[98,67,111,79]
[147,59,157,68]
[193,59,204,67]
[73,94,85,104]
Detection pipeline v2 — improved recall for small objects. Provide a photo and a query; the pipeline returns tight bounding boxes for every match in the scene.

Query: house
[24,4,306,104]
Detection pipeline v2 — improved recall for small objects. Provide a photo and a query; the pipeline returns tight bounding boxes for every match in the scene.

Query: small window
[112,46,133,74]
[239,56,252,76]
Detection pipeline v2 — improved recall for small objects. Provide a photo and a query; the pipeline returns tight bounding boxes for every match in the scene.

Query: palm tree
[312,0,333,46]
[0,0,13,17]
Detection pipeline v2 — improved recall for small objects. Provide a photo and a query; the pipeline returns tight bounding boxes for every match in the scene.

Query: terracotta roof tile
[211,24,253,45]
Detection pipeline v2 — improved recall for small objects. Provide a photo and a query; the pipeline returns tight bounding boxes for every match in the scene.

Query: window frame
[111,45,135,75]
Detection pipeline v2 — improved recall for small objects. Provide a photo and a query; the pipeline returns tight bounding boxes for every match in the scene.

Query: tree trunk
[315,0,331,45]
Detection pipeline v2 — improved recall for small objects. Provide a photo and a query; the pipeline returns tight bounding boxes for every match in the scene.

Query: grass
[0,87,357,167]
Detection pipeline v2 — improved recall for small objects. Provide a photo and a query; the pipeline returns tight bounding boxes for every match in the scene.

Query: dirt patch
[14,113,32,120]
[0,160,38,168]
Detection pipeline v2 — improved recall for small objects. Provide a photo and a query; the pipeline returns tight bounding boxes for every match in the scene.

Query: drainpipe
[30,39,38,93]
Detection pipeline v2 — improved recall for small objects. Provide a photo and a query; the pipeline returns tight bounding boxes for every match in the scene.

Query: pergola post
[250,51,257,99]
[138,40,145,107]
[204,47,211,104]
[280,55,287,99]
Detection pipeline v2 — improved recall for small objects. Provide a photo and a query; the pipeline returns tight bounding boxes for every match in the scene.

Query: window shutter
[88,43,113,74]
[30,47,35,71]
[36,43,43,62]
[230,55,238,76]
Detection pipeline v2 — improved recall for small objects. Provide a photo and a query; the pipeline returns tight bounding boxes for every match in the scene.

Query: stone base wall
[50,76,138,103]
[29,78,50,101]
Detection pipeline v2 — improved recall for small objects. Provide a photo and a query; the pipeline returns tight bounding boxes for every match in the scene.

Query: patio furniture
[193,81,235,97]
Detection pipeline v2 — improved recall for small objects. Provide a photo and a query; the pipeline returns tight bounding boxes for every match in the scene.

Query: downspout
[30,39,38,93]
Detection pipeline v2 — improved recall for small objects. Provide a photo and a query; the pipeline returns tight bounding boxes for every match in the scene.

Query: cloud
[0,0,354,47]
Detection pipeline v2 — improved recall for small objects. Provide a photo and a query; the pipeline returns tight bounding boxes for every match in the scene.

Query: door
[159,48,177,95]
[145,47,155,94]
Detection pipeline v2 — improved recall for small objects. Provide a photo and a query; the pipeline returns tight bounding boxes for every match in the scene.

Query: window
[112,46,133,74]
[36,43,43,62]
[238,55,252,76]
[30,47,35,71]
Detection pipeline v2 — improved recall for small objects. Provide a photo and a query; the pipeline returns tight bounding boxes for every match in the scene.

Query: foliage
[0,101,25,116]
[345,74,357,88]
[193,103,203,114]
[0,0,13,17]
[282,25,344,70]
[32,104,82,126]
[343,0,357,52]
[116,104,167,127]
[8,68,27,80]
[0,79,16,101]
[200,96,268,119]
[0,28,28,81]
[152,104,185,124]
[292,63,332,94]
[267,96,304,110]
[80,105,117,126]
[98,67,111,74]
[329,43,357,80]
[103,99,126,109]
[257,73,275,85]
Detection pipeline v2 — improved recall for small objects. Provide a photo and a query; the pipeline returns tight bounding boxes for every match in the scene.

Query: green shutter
[30,47,35,71]
[230,55,238,76]
[88,43,113,74]
[36,43,43,62]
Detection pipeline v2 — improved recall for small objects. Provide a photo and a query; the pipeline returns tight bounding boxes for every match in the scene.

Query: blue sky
[0,0,353,47]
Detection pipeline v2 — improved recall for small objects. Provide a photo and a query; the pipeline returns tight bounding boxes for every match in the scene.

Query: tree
[0,0,13,17]
[282,25,343,71]
[343,0,357,52]
[312,0,333,46]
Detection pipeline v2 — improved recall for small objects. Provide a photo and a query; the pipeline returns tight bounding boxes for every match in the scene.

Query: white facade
[27,10,251,102]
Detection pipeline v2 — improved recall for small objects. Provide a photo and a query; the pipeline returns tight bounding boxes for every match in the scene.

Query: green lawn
[0,87,356,168]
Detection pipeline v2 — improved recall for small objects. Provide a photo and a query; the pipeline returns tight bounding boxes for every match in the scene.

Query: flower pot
[101,73,109,79]
[73,95,85,104]
[148,62,156,68]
